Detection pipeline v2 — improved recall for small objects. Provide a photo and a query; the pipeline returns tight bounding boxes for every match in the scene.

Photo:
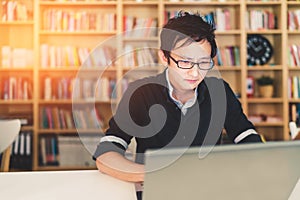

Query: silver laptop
[143,141,300,200]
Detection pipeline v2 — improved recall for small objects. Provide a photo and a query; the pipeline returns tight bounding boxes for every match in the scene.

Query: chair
[0,119,21,172]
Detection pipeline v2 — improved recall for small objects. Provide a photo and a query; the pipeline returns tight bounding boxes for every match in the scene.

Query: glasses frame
[169,54,214,70]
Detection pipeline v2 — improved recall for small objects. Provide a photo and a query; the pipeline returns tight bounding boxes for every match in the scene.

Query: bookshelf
[0,0,35,171]
[0,0,299,170]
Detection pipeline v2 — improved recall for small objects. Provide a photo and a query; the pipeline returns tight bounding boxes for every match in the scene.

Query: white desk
[0,170,137,200]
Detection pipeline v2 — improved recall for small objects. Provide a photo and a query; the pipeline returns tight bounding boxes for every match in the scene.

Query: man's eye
[180,60,191,64]
[200,62,211,65]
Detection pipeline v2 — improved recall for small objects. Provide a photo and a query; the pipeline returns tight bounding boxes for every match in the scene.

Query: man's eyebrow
[179,55,211,61]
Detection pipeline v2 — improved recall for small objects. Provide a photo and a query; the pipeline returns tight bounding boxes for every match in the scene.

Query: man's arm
[222,80,263,143]
[96,151,144,183]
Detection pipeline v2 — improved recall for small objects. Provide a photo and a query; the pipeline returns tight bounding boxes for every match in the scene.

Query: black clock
[247,34,273,66]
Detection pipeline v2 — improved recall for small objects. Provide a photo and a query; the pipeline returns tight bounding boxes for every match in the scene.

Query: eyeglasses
[169,55,214,70]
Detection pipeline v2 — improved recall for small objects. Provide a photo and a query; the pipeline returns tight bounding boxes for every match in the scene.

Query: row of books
[42,9,116,32]
[214,8,231,31]
[1,0,30,21]
[81,77,117,101]
[73,108,104,130]
[203,10,231,31]
[288,44,300,67]
[122,44,158,68]
[39,134,100,167]
[39,107,75,129]
[0,77,33,100]
[288,76,300,99]
[290,103,300,126]
[245,10,277,30]
[43,76,74,100]
[9,131,33,170]
[164,10,230,31]
[39,135,59,166]
[1,46,33,68]
[40,44,116,68]
[123,16,158,37]
[288,10,300,31]
[43,76,117,100]
[39,106,105,130]
[216,46,240,66]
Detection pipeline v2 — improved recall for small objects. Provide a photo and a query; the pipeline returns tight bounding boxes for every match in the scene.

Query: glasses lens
[178,60,192,69]
[200,61,213,70]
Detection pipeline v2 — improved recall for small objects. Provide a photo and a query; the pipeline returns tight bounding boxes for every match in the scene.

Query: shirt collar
[165,68,198,104]
[164,69,208,105]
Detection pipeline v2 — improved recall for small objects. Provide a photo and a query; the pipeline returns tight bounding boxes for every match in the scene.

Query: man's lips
[185,79,198,83]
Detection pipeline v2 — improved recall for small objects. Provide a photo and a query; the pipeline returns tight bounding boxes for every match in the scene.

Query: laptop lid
[143,141,300,200]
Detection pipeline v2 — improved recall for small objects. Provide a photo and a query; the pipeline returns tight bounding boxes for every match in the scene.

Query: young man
[93,11,263,184]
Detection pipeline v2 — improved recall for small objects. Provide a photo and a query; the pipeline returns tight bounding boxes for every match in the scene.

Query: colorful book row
[1,0,30,21]
[40,44,116,68]
[217,46,240,66]
[1,46,33,68]
[245,10,277,31]
[39,134,99,167]
[42,9,116,32]
[0,76,33,100]
[43,76,116,101]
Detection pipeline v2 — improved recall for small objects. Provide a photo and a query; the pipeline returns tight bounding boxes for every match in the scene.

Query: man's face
[164,39,212,92]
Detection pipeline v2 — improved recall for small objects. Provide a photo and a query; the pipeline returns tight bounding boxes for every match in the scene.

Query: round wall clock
[247,34,273,66]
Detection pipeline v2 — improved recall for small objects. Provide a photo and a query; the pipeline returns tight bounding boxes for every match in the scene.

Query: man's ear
[158,50,168,66]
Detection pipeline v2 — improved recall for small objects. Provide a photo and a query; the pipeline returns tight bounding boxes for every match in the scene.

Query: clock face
[247,34,273,66]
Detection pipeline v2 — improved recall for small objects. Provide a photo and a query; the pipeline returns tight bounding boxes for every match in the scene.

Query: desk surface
[0,170,137,200]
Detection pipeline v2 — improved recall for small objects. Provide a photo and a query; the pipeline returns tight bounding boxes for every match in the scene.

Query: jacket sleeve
[93,80,151,159]
[223,80,263,144]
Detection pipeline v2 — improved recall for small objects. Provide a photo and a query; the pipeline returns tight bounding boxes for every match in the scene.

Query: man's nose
[189,64,200,76]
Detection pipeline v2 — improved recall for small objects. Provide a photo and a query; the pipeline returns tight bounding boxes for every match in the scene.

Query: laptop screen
[143,141,300,200]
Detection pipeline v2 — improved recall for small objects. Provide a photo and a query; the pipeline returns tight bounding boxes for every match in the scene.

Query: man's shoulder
[202,76,227,88]
[128,71,167,90]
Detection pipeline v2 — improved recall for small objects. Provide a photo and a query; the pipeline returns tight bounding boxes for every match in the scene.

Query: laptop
[142,141,300,200]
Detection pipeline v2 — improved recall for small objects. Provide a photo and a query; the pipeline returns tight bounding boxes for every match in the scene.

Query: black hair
[160,11,217,62]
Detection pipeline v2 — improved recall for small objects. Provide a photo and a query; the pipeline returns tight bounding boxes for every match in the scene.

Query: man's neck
[172,89,195,104]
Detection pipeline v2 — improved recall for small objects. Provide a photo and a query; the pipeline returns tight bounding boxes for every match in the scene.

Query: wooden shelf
[122,37,159,42]
[247,98,283,103]
[0,100,34,104]
[39,99,116,104]
[247,65,283,70]
[289,99,300,103]
[122,66,160,71]
[0,67,34,71]
[21,125,34,131]
[39,31,117,35]
[246,30,282,34]
[287,30,300,34]
[287,1,300,5]
[123,1,159,5]
[39,1,117,6]
[214,66,241,71]
[215,30,241,35]
[246,1,282,6]
[163,1,240,6]
[0,21,34,25]
[287,67,300,70]
[38,129,103,133]
[253,122,284,127]
[36,166,96,171]
[39,68,117,72]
